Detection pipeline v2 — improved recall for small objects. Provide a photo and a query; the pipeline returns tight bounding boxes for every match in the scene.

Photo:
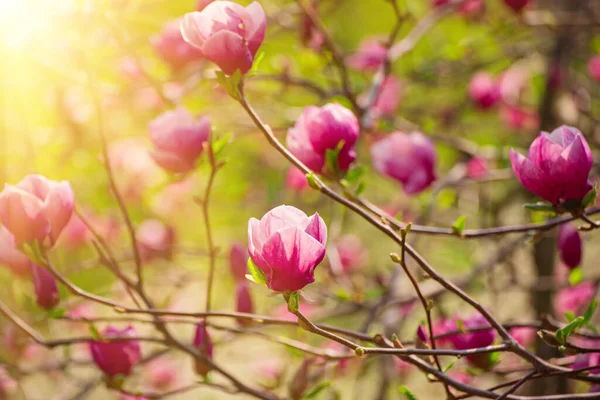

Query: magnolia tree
[1,0,600,399]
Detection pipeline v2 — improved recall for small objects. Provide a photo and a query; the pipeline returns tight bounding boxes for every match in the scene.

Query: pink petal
[245,2,266,56]
[303,213,327,246]
[201,30,253,75]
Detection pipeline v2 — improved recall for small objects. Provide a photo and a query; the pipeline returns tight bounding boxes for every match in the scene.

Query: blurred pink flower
[285,167,309,192]
[348,39,387,72]
[0,175,74,247]
[466,157,488,179]
[109,139,162,201]
[236,282,254,326]
[286,103,360,175]
[181,1,266,75]
[149,107,211,174]
[588,56,600,82]
[0,366,16,398]
[248,205,327,292]
[371,132,437,195]
[31,264,60,310]
[137,219,175,261]
[151,18,204,71]
[0,226,31,277]
[89,325,142,377]
[146,358,178,390]
[61,214,89,250]
[468,72,500,109]
[152,178,195,217]
[500,104,539,132]
[299,1,324,51]
[272,302,315,321]
[229,242,248,282]
[394,358,412,375]
[119,57,143,80]
[192,319,214,377]
[555,282,596,317]
[333,234,368,274]
[509,327,537,347]
[366,76,403,118]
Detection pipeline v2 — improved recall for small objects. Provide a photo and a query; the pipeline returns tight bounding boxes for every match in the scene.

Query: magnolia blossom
[149,108,211,174]
[468,72,500,109]
[446,314,495,368]
[151,18,204,70]
[500,104,539,132]
[248,205,327,292]
[192,319,214,376]
[0,175,74,247]
[588,56,600,82]
[0,227,31,277]
[557,223,582,269]
[348,39,387,71]
[509,327,537,347]
[333,235,368,274]
[89,326,141,377]
[466,157,488,179]
[137,219,175,261]
[31,264,60,310]
[371,132,437,195]
[229,242,248,282]
[286,103,360,174]
[285,167,309,192]
[181,1,266,74]
[555,282,596,317]
[510,126,593,206]
[362,76,402,118]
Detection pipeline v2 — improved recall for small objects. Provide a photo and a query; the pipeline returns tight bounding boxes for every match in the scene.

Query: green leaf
[247,258,267,286]
[215,70,242,100]
[523,202,554,212]
[355,181,366,196]
[581,182,598,209]
[456,318,465,333]
[325,146,342,177]
[555,316,584,344]
[452,216,466,236]
[212,133,232,158]
[89,323,101,341]
[488,351,501,366]
[398,385,418,400]
[304,381,331,398]
[345,166,366,185]
[287,291,299,313]
[305,172,321,190]
[248,51,265,75]
[583,299,598,325]
[569,267,583,286]
[47,308,66,319]
[442,359,457,373]
[564,311,576,323]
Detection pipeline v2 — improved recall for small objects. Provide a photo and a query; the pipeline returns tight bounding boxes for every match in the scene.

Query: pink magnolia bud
[509,327,537,347]
[447,314,495,368]
[468,72,500,109]
[151,18,204,71]
[248,205,327,292]
[503,0,530,13]
[510,125,593,206]
[299,1,324,51]
[500,104,539,132]
[181,1,266,75]
[286,103,359,174]
[236,283,253,326]
[89,326,141,377]
[229,242,248,282]
[0,227,31,277]
[348,39,387,72]
[367,76,403,118]
[555,282,595,317]
[149,108,211,174]
[466,157,488,179]
[137,219,175,261]
[0,175,74,247]
[371,132,437,195]
[416,324,429,342]
[432,318,457,346]
[31,264,60,310]
[588,56,600,82]
[557,223,582,269]
[285,167,309,192]
[192,319,214,377]
[334,234,367,274]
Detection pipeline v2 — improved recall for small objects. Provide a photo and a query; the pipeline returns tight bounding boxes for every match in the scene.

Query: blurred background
[0,0,599,399]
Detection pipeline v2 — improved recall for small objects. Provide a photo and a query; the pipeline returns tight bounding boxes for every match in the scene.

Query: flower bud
[371,132,437,194]
[192,319,214,377]
[196,0,214,11]
[500,104,539,132]
[285,167,309,192]
[149,108,211,174]
[137,219,175,261]
[229,242,248,282]
[510,125,593,206]
[588,56,600,83]
[0,227,31,277]
[466,157,488,179]
[89,326,141,377]
[555,282,595,317]
[181,1,266,75]
[299,1,324,51]
[557,223,582,269]
[248,205,327,292]
[31,264,60,310]
[0,175,74,247]
[509,327,537,347]
[503,0,529,13]
[360,76,402,119]
[236,283,253,326]
[348,39,387,72]
[447,314,495,369]
[151,18,204,71]
[468,72,500,109]
[286,103,360,175]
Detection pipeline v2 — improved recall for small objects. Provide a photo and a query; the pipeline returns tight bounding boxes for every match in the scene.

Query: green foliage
[246,258,267,286]
[398,385,418,400]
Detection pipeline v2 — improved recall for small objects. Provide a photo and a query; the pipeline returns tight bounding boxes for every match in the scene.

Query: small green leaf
[564,311,576,323]
[524,202,554,212]
[488,351,501,366]
[47,308,66,319]
[581,182,598,209]
[247,258,267,286]
[249,51,265,75]
[398,385,418,400]
[305,172,321,190]
[304,381,331,398]
[452,216,466,236]
[215,70,242,100]
[212,133,232,158]
[555,316,584,344]
[89,324,101,341]
[345,166,366,185]
[442,359,457,373]
[583,299,598,325]
[355,181,366,196]
[456,318,465,333]
[325,148,341,177]
[569,267,583,286]
[287,291,299,313]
